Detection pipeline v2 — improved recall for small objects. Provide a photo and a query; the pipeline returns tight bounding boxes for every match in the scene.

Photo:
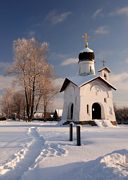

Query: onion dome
[78,48,95,61]
[78,33,95,62]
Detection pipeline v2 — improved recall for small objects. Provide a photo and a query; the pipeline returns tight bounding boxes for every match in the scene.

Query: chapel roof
[60,75,116,92]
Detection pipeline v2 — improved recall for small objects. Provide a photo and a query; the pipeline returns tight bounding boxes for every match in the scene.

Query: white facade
[79,79,116,122]
[61,75,116,124]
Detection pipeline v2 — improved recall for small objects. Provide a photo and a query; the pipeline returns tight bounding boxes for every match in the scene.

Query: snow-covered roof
[68,74,97,86]
[80,47,93,53]
[98,67,111,73]
[60,75,116,92]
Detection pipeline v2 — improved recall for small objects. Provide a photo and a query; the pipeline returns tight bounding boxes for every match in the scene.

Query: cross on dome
[82,33,89,48]
[101,59,106,67]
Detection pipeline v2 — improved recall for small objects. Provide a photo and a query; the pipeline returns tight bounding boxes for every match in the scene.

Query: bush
[0,117,6,121]
[115,107,128,124]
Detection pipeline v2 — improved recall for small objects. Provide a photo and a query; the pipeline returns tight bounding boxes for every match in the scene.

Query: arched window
[87,104,89,114]
[104,98,107,103]
[104,73,107,80]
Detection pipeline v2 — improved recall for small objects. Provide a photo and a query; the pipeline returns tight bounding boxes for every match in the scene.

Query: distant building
[34,112,51,119]
[60,33,116,125]
[34,112,43,119]
[55,109,63,117]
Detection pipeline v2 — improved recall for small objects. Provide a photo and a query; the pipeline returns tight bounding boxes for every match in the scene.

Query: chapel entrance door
[92,103,101,119]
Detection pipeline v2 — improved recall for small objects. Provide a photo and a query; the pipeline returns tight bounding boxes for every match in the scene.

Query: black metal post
[76,125,81,146]
[69,122,73,141]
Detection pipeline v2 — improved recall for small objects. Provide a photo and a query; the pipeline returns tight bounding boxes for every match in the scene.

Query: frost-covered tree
[1,89,25,120]
[11,91,26,120]
[1,89,14,118]
[35,77,59,119]
[9,38,55,121]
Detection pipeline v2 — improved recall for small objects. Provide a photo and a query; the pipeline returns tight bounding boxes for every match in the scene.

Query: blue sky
[0,0,128,107]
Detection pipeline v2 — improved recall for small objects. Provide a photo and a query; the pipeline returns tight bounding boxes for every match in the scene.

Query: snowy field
[0,121,128,180]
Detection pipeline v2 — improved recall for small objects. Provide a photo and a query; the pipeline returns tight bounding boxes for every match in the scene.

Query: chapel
[60,33,117,126]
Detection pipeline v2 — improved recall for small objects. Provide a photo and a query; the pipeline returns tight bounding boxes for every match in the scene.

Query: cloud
[92,8,103,18]
[54,77,65,87]
[124,58,128,64]
[111,72,128,107]
[28,30,36,37]
[112,7,128,16]
[61,58,78,66]
[0,75,17,91]
[95,26,109,35]
[0,62,11,69]
[111,72,128,91]
[45,10,71,24]
[123,57,128,64]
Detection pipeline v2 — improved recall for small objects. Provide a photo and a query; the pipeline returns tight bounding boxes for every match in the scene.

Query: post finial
[82,33,89,48]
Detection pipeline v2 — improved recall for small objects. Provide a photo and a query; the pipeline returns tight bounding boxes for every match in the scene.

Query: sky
[0,0,128,108]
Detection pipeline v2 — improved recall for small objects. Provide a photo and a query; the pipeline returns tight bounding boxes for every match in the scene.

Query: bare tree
[1,89,14,118]
[11,91,26,120]
[1,89,25,120]
[9,38,56,121]
[35,77,59,119]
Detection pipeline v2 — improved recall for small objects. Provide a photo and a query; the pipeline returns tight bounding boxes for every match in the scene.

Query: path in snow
[0,127,44,180]
[0,126,67,180]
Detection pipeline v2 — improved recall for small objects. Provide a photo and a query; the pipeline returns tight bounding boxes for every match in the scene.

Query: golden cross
[82,33,89,47]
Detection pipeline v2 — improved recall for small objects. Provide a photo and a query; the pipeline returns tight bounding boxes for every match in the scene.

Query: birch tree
[10,38,54,121]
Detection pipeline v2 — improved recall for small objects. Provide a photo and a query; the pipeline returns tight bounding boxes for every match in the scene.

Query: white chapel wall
[62,82,80,122]
[79,79,116,122]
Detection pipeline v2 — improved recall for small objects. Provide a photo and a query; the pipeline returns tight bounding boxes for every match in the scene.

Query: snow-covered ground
[0,121,128,180]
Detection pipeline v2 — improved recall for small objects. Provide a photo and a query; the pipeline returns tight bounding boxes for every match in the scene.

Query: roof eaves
[98,76,116,90]
[60,78,78,92]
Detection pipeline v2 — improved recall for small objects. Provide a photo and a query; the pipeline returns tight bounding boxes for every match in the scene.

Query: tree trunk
[30,77,36,121]
[44,104,47,121]
[35,94,42,113]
